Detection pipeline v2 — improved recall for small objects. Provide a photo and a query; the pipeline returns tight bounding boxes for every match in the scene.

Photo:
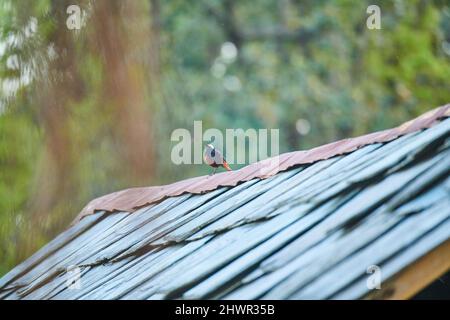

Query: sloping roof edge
[73,104,450,224]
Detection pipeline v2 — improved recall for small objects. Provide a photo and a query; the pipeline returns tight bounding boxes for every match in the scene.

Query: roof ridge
[73,104,450,224]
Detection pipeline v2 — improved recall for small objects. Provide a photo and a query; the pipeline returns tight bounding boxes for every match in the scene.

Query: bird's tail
[222,160,232,171]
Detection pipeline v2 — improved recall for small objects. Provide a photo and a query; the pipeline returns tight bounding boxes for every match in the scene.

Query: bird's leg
[210,167,217,176]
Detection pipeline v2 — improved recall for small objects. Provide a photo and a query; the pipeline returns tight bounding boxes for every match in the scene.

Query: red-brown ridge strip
[73,104,450,224]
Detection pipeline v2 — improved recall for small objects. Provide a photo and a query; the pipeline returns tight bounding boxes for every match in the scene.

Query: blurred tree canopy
[0,0,449,275]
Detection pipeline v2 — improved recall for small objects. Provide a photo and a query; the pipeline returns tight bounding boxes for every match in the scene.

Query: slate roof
[74,104,450,222]
[0,107,449,300]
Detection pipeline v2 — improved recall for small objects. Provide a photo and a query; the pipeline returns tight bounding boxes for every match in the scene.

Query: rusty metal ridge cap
[72,103,450,224]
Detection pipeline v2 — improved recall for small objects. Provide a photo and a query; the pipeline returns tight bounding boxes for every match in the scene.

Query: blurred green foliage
[0,0,449,275]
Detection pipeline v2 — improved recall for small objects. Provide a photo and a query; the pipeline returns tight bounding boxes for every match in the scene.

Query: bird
[203,144,232,175]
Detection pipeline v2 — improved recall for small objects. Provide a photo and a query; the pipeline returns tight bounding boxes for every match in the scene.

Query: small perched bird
[204,144,232,175]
